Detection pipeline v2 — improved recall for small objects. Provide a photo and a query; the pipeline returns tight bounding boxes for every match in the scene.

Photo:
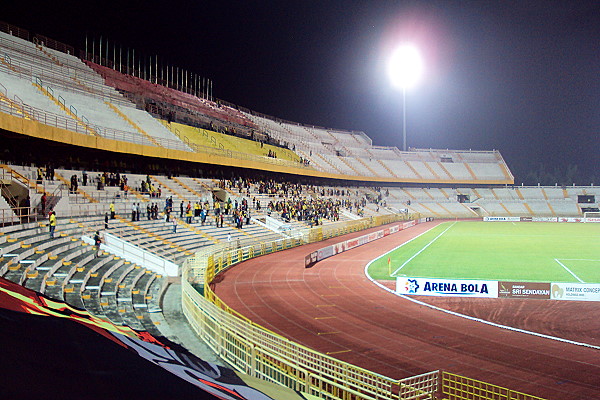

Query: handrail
[0,35,128,105]
[0,98,315,171]
[180,213,438,400]
[0,206,42,227]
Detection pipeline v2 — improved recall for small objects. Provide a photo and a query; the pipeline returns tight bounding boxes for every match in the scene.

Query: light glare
[388,44,423,89]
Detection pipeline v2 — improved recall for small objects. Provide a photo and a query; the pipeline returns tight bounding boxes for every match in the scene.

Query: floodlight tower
[387,44,423,151]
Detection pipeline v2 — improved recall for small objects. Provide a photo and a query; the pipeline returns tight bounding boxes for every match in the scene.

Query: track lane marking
[326,350,352,355]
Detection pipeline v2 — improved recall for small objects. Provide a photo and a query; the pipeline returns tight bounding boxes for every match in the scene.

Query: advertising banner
[317,246,335,261]
[520,217,533,222]
[358,235,368,246]
[584,217,600,223]
[483,217,521,222]
[346,238,360,250]
[403,220,416,229]
[396,277,498,298]
[304,252,318,268]
[306,222,407,267]
[334,242,346,254]
[532,217,558,222]
[498,282,551,299]
[558,217,584,223]
[550,283,600,301]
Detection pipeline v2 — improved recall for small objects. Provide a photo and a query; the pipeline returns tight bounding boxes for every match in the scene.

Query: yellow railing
[441,372,547,400]
[181,214,442,400]
[181,213,548,400]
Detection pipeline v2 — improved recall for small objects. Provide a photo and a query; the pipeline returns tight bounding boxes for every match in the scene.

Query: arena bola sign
[396,277,498,298]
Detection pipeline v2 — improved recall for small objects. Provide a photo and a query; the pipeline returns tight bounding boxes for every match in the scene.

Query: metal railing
[181,213,550,400]
[0,95,316,171]
[181,213,444,400]
[0,206,42,227]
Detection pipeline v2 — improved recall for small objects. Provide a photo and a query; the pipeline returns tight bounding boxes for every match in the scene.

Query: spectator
[49,211,56,238]
[40,192,47,216]
[94,231,102,258]
[36,167,43,184]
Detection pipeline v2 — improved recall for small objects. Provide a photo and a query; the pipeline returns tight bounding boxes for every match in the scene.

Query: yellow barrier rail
[441,372,547,400]
[182,214,443,400]
[180,214,549,400]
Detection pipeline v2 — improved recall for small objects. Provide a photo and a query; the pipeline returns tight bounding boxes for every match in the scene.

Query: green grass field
[368,221,600,283]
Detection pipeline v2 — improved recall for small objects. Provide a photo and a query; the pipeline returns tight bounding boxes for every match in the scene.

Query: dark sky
[4,1,599,184]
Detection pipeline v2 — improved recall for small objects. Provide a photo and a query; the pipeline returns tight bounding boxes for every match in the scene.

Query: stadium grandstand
[1,21,599,400]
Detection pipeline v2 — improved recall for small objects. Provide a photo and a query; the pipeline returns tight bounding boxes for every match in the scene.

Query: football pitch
[368,221,600,284]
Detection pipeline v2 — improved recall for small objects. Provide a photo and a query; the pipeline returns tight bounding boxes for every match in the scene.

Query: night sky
[4,1,599,184]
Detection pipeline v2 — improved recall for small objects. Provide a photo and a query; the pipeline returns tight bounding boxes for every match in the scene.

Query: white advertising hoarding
[396,277,498,298]
[550,283,600,301]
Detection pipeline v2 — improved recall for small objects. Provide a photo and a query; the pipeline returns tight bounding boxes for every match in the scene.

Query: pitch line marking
[391,221,457,277]
[554,259,585,283]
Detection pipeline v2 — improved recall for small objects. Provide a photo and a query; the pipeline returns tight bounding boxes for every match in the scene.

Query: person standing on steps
[49,211,56,238]
[94,231,102,258]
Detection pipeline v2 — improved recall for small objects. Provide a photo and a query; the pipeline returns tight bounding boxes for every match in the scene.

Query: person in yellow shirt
[109,202,115,219]
[49,211,57,238]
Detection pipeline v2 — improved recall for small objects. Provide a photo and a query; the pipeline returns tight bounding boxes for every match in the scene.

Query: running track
[213,220,600,400]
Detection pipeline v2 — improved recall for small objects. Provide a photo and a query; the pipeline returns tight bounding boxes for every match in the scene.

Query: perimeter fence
[179,213,548,400]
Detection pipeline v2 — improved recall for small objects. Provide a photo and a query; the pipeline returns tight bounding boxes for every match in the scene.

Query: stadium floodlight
[387,44,423,151]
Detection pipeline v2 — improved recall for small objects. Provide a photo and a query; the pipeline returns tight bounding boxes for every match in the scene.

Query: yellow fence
[181,214,548,400]
[441,372,547,400]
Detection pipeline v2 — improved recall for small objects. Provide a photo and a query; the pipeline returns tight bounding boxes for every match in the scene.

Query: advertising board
[304,252,318,268]
[558,217,584,223]
[317,246,335,261]
[403,220,416,229]
[483,217,521,222]
[498,282,550,299]
[396,277,498,298]
[305,222,406,268]
[532,217,558,222]
[550,283,600,301]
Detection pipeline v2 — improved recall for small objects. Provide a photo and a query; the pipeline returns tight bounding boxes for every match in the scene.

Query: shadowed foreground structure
[213,221,600,400]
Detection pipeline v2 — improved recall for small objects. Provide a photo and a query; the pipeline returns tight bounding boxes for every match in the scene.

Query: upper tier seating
[161,121,301,163]
[1,30,514,184]
[0,33,191,151]
[86,62,257,133]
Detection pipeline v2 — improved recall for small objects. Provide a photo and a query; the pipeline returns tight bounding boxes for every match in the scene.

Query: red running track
[213,221,600,400]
